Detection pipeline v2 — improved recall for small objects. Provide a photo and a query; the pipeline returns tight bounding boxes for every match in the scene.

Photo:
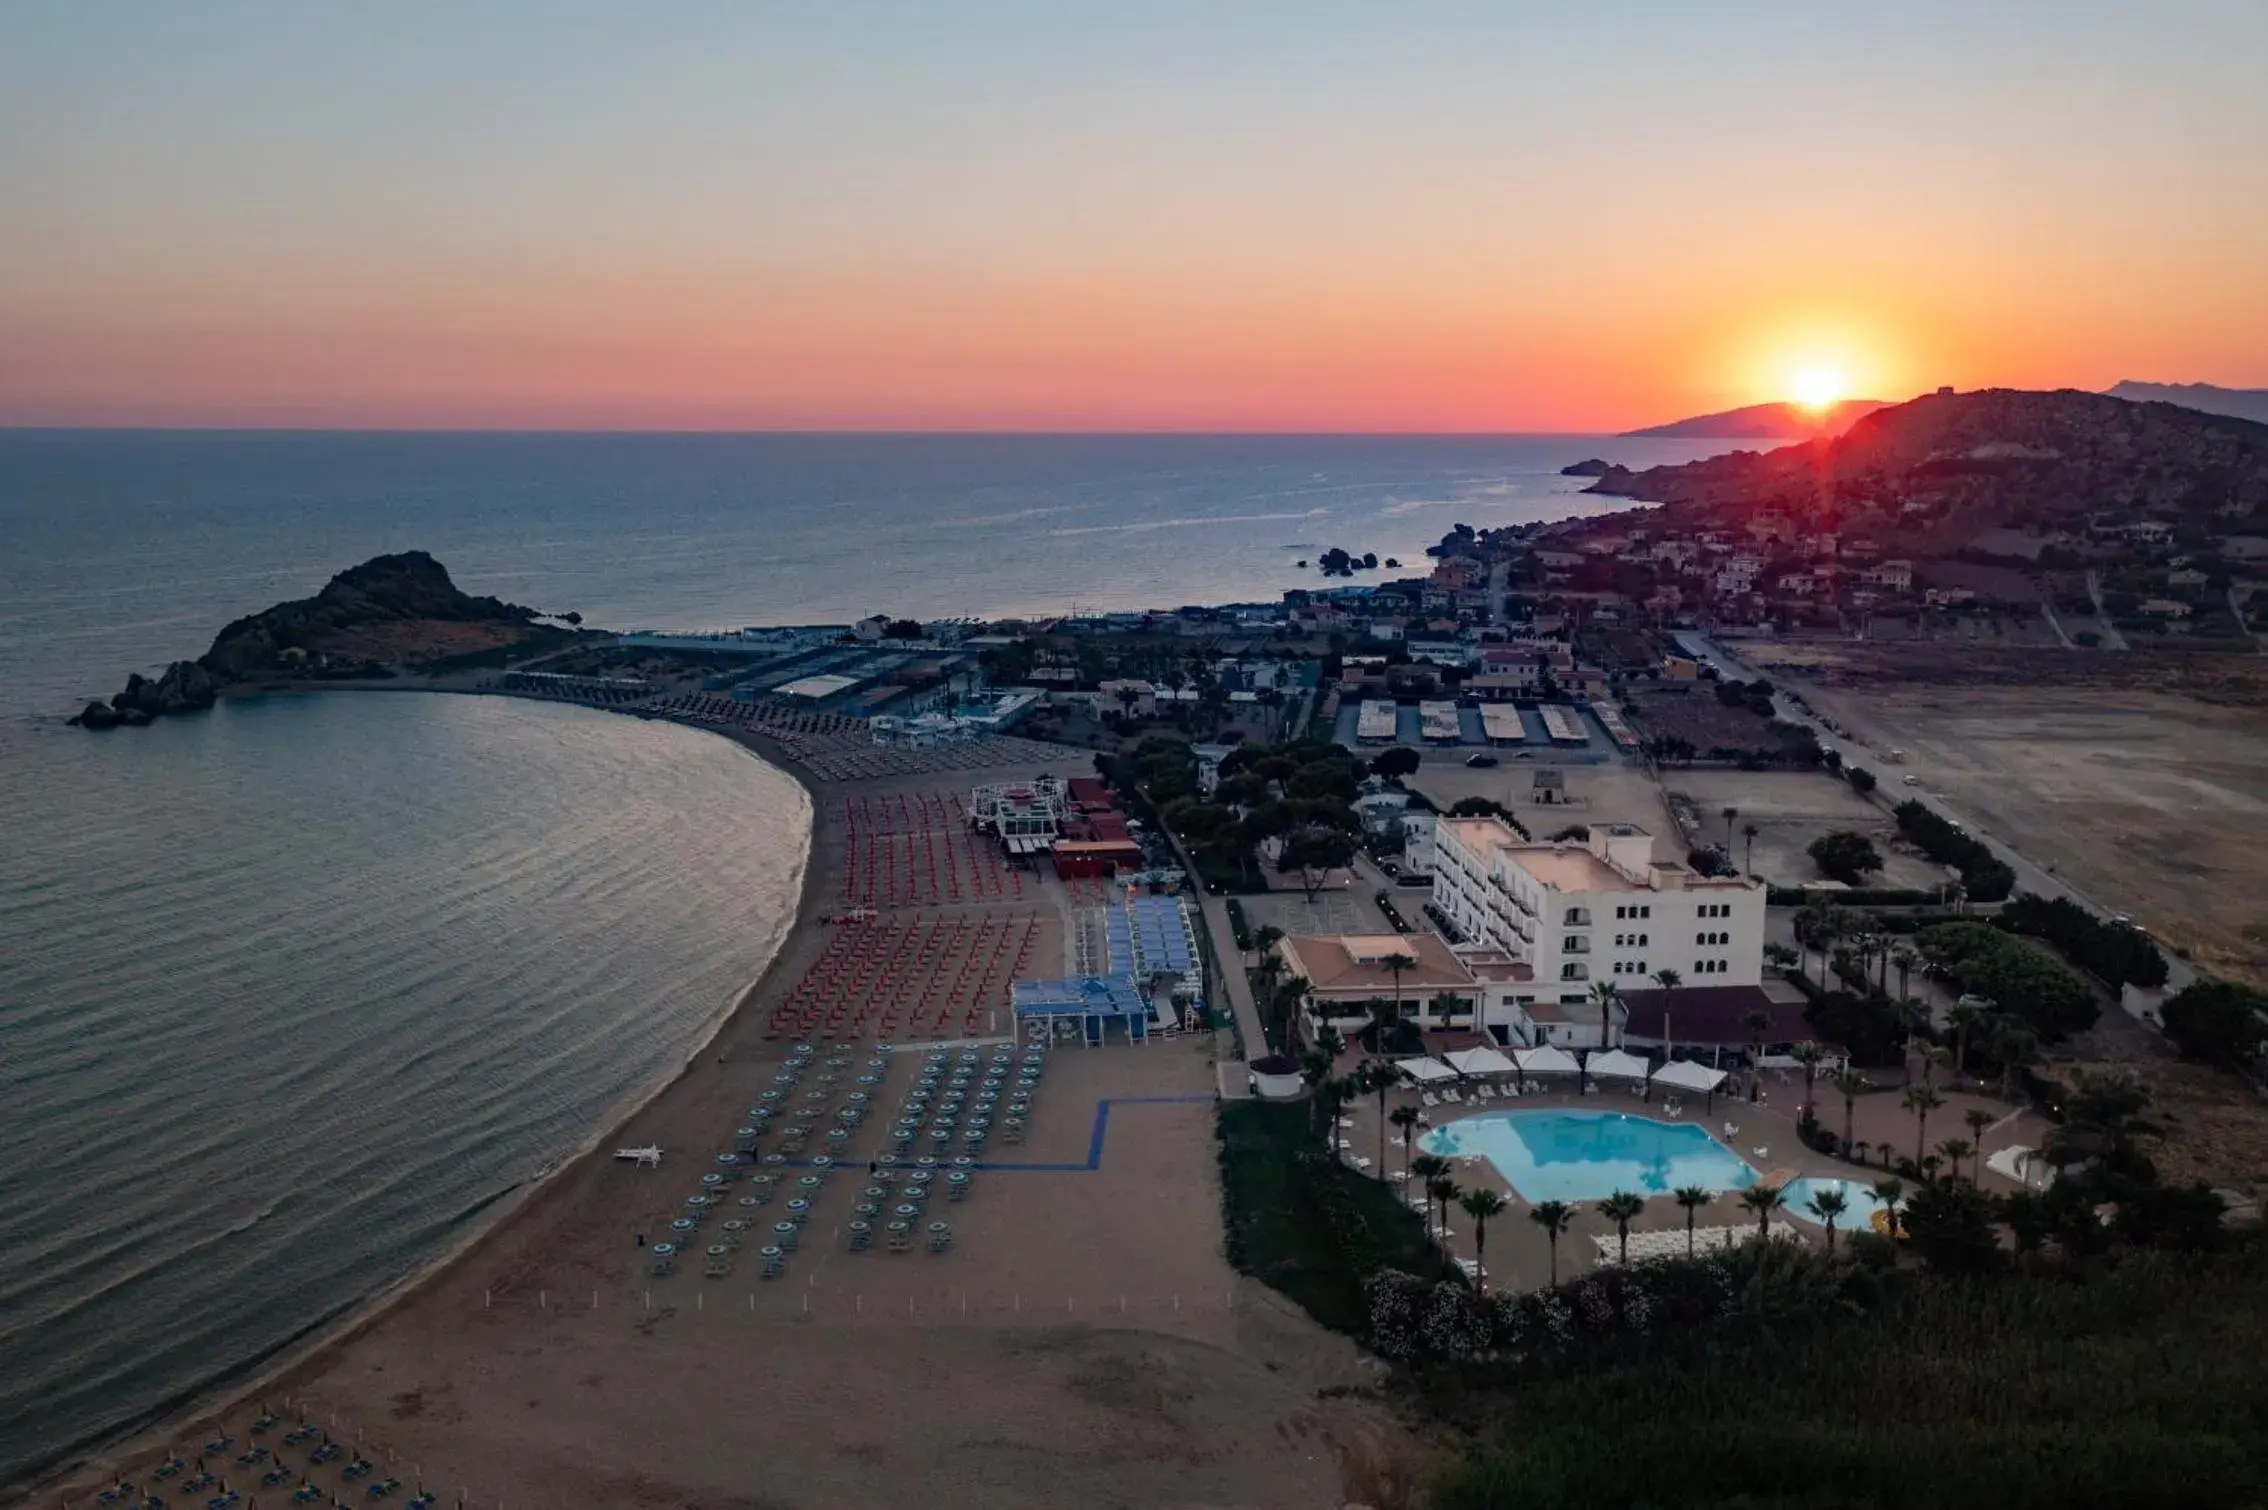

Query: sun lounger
[1353,1156,1373,1170]
[1421,1092,1438,1108]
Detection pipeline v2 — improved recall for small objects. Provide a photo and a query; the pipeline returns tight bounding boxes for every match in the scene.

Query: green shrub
[2161,979,2268,1069]
[1998,892,2167,989]
[1896,799,2016,902]
[1918,922,2098,1040]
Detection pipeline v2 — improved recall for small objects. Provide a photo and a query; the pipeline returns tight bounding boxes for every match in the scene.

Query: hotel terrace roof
[1276,932,1477,998]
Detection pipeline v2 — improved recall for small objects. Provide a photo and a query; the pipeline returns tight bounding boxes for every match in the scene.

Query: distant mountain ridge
[2108,381,2268,426]
[1621,397,1889,440]
[1583,387,2268,529]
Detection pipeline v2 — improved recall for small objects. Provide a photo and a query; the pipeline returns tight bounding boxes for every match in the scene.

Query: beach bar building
[1012,974,1151,1046]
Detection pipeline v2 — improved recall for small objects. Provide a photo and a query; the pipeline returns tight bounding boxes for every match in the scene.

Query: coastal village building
[1427,817,1766,1048]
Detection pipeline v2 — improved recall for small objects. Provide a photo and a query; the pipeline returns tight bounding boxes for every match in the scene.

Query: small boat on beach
[613,1145,663,1167]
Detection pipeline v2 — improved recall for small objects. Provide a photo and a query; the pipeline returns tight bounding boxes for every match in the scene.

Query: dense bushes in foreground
[1425,1242,2268,1510]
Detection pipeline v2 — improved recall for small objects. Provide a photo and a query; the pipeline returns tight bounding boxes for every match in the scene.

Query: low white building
[1427,817,1766,1046]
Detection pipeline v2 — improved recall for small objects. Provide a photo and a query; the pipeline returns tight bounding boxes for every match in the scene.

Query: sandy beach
[34,718,1391,1509]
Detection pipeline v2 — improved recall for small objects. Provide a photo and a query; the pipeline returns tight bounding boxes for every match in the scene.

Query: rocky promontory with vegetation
[72,551,568,728]
[1582,387,2268,531]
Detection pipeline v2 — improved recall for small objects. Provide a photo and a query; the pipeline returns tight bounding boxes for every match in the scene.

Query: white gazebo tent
[1649,1057,1729,1110]
[1586,1048,1650,1083]
[1985,1143,2055,1189]
[1397,1055,1458,1086]
[1444,1046,1516,1079]
[1514,1044,1581,1079]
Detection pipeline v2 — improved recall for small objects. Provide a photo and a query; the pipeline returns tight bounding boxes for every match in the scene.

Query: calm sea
[0,430,1725,1487]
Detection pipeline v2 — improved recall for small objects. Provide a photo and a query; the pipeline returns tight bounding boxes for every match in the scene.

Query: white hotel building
[1429,817,1766,1048]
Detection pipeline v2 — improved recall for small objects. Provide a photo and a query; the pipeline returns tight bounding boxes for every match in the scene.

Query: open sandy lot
[1662,769,1945,892]
[1792,682,2268,986]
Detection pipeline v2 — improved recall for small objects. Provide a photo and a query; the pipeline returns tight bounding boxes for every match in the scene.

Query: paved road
[1676,631,2195,1012]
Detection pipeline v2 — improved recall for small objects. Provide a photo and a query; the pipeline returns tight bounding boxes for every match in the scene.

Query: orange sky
[3,6,2265,430]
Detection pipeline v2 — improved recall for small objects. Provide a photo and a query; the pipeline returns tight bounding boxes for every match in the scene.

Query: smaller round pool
[1778,1177,1896,1230]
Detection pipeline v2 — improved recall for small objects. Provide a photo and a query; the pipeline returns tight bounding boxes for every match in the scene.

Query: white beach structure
[1514,1044,1580,1077]
[1444,1045,1516,1079]
[1649,1059,1729,1096]
[1585,1048,1650,1083]
[1398,1055,1458,1086]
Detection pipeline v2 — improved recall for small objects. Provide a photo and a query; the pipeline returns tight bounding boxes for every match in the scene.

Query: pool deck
[1333,1056,2049,1290]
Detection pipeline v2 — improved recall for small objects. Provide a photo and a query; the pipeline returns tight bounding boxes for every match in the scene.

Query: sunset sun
[1790,367,1847,411]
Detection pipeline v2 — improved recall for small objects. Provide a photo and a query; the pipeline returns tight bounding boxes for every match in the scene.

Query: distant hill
[73,551,564,727]
[2108,381,2268,426]
[1621,398,1889,440]
[1583,387,2268,529]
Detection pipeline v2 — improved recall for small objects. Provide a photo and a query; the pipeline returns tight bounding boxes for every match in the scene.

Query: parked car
[1465,752,1499,768]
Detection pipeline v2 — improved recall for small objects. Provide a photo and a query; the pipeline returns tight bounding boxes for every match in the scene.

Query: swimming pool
[1778,1176,1895,1231]
[1421,1111,1757,1204]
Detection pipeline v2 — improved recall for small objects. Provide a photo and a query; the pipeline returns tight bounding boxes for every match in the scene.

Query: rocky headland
[1582,386,2268,531]
[72,551,564,728]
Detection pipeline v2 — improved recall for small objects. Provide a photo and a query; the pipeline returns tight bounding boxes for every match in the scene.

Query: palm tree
[1741,822,1760,877]
[1597,1190,1646,1266]
[1763,941,1799,979]
[1672,1185,1713,1256]
[1792,1042,1825,1121]
[1358,1059,1396,1172]
[1427,990,1469,1030]
[1410,1150,1449,1184]
[1936,1138,1974,1184]
[1721,805,1739,852]
[1249,922,1285,971]
[1650,967,1683,1064]
[1963,1107,1994,1183]
[1989,1020,2039,1102]
[1459,1188,1509,1286]
[1806,1186,1850,1253]
[1918,1044,1949,1090]
[1832,1066,1870,1152]
[1381,953,1418,1023]
[1891,945,1919,1002]
[1389,1104,1422,1177]
[1426,1175,1462,1240]
[1326,1076,1360,1162]
[1944,999,1985,1085]
[1902,1083,1943,1167]
[1742,1008,1772,1100]
[1871,1177,1905,1238]
[1528,1200,1575,1286]
[1586,980,1624,1090]
[1737,1182,1788,1239]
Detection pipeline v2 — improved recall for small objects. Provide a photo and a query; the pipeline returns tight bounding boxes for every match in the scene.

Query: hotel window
[1565,907,1590,926]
